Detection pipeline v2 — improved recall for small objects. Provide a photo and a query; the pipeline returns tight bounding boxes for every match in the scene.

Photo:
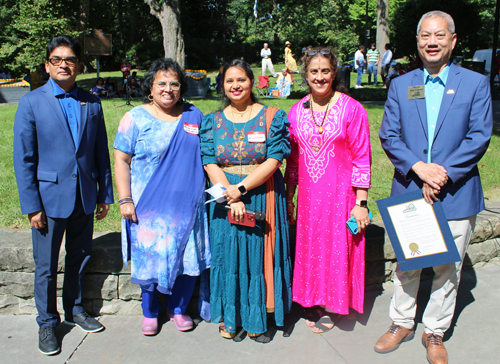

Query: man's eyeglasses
[306,49,332,57]
[154,81,181,91]
[48,57,78,66]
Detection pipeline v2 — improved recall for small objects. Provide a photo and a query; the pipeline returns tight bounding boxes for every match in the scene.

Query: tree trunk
[145,0,185,68]
[78,0,93,73]
[376,0,390,75]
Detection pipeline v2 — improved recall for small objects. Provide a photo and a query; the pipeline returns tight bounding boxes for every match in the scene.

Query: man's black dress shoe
[65,312,104,333]
[38,326,60,355]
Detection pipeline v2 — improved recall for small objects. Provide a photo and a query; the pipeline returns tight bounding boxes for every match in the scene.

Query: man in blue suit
[13,35,114,355]
[375,11,492,364]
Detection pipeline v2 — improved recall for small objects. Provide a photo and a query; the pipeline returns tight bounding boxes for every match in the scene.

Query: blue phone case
[346,210,373,234]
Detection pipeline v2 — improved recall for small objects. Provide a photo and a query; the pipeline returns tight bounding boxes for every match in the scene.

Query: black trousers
[32,192,94,328]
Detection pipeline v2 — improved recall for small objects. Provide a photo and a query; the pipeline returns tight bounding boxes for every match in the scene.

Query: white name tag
[184,122,199,135]
[247,131,266,143]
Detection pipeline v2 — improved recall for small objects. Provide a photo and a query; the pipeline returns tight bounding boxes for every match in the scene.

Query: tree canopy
[0,0,496,77]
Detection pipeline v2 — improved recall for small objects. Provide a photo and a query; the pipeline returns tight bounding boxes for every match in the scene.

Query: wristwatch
[356,199,368,208]
[237,182,247,195]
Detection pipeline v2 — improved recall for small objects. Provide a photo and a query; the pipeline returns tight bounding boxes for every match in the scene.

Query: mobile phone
[227,210,256,227]
[346,210,373,235]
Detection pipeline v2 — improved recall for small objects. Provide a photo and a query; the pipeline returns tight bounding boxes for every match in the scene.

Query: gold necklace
[230,105,252,116]
[230,103,254,175]
[231,103,253,141]
[310,93,333,134]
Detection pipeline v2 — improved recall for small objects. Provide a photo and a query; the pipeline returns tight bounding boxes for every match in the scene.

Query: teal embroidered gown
[200,106,292,334]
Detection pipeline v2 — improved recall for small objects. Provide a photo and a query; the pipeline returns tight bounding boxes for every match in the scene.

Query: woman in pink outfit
[284,47,372,333]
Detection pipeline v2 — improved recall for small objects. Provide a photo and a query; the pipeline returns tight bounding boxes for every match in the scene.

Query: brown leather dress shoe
[422,332,448,364]
[374,323,415,353]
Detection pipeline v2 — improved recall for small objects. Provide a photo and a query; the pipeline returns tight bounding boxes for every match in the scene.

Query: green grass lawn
[2,71,499,232]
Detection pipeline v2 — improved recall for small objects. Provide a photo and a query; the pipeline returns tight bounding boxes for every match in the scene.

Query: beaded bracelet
[118,198,134,205]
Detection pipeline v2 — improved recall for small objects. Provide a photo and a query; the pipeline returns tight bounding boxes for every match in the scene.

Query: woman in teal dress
[200,59,292,340]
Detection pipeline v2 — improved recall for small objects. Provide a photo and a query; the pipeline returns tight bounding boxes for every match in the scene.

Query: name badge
[247,131,266,143]
[408,85,425,100]
[184,122,199,135]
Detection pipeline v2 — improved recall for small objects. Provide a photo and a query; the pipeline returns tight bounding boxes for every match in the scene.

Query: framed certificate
[376,190,461,272]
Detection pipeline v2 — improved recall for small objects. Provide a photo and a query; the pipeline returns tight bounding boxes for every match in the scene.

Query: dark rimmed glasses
[306,49,332,57]
[154,81,181,91]
[48,57,78,66]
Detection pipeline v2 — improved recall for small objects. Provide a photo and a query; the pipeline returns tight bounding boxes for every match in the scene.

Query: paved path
[2,261,499,364]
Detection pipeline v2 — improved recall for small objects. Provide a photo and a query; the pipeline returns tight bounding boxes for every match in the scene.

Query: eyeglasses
[154,81,181,91]
[48,57,78,66]
[306,49,332,57]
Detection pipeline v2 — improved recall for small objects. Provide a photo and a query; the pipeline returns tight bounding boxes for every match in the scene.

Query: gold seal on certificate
[409,242,420,256]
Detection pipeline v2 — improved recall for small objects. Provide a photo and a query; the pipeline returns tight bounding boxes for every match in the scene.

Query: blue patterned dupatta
[124,103,210,319]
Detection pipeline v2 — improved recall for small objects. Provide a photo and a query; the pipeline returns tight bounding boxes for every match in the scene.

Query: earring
[148,94,154,101]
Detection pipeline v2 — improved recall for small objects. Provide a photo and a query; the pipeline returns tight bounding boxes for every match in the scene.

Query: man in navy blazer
[13,35,114,355]
[375,11,492,364]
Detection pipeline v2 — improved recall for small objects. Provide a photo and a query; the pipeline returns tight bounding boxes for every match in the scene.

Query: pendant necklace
[310,93,333,134]
[309,93,333,152]
[231,103,253,141]
[231,103,254,175]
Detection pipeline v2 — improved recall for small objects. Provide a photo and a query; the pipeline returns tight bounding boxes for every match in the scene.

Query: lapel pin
[80,102,87,105]
[446,89,455,94]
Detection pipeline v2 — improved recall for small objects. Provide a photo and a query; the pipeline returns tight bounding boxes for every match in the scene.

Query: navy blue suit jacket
[379,64,493,220]
[14,81,114,218]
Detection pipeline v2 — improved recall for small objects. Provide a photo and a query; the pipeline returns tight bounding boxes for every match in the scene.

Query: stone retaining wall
[1,202,499,315]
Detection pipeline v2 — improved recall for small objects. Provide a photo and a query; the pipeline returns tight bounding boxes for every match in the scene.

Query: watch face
[238,185,247,194]
[360,200,368,207]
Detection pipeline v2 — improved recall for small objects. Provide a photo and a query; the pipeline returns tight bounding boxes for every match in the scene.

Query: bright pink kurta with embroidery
[285,93,371,314]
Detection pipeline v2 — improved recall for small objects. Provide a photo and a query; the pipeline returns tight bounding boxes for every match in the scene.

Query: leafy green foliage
[0,0,78,76]
[391,0,482,58]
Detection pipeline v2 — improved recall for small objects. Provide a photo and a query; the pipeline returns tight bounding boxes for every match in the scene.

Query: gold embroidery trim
[220,164,259,176]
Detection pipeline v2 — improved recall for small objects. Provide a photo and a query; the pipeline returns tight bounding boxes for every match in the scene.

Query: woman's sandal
[311,315,335,334]
[305,319,315,327]
[247,332,261,339]
[305,306,326,328]
[219,323,236,339]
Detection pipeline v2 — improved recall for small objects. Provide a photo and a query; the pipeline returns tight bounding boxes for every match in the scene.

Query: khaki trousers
[389,215,476,336]
[262,58,276,77]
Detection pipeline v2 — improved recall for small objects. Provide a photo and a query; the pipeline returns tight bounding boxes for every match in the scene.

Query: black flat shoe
[65,312,104,333]
[38,326,60,355]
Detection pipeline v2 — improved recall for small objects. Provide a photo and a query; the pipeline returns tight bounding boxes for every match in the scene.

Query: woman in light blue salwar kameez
[114,58,210,336]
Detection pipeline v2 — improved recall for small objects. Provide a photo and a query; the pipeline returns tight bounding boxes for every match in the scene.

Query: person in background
[128,71,141,85]
[13,35,113,356]
[200,59,292,341]
[215,65,224,94]
[106,77,120,98]
[381,43,393,87]
[367,43,380,85]
[261,42,277,78]
[121,57,132,86]
[285,41,298,73]
[114,57,210,336]
[91,77,109,98]
[375,11,492,364]
[0,67,12,79]
[385,63,406,88]
[127,77,141,98]
[496,50,500,87]
[285,47,371,334]
[407,57,419,72]
[354,45,365,89]
[276,68,293,97]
